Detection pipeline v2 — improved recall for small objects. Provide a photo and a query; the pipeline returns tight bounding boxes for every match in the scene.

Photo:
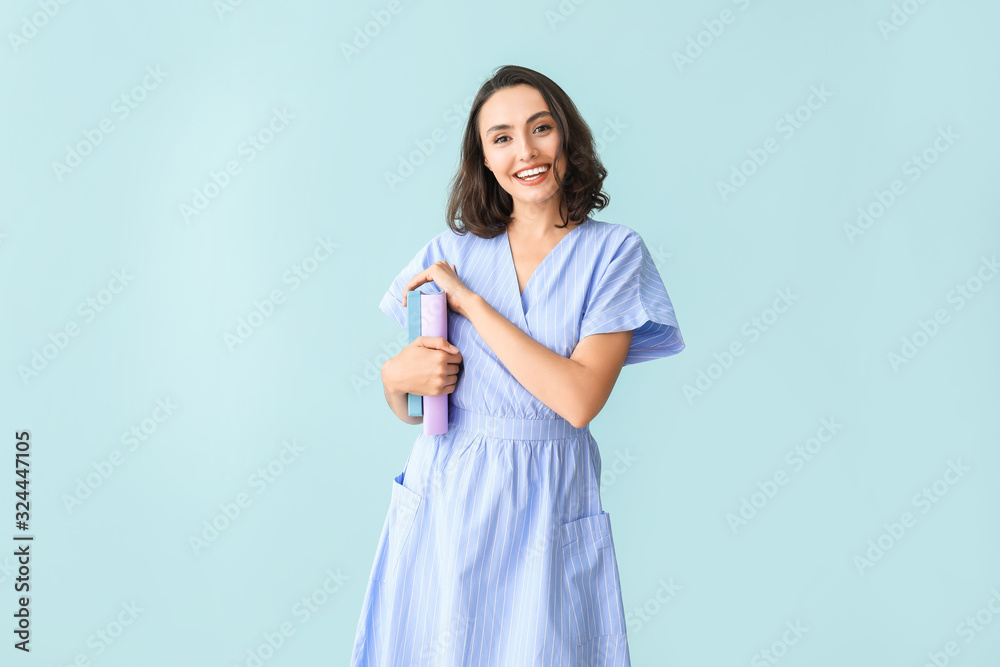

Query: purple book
[420,292,449,435]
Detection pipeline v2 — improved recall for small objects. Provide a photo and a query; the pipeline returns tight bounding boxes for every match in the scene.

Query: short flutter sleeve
[378,234,446,328]
[579,230,685,366]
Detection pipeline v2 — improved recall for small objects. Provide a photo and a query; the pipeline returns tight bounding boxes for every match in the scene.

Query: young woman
[352,65,685,667]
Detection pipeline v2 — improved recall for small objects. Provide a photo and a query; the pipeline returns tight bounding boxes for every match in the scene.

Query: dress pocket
[559,510,628,646]
[372,470,422,583]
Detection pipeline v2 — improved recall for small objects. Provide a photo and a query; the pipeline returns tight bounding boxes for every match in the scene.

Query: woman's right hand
[382,336,462,397]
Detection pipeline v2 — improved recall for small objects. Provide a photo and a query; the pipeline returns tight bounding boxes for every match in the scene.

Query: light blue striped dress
[353,217,685,666]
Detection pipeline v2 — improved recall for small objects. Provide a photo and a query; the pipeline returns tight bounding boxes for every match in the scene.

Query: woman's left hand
[401,262,478,319]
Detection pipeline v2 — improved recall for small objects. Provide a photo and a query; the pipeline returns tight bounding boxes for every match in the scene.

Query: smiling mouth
[514,164,551,181]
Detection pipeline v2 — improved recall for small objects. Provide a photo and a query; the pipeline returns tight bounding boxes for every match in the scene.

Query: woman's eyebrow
[485,110,553,135]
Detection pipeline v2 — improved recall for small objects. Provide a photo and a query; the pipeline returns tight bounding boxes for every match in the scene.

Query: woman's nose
[517,136,537,160]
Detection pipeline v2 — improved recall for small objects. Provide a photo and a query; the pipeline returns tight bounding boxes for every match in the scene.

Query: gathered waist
[448,405,590,441]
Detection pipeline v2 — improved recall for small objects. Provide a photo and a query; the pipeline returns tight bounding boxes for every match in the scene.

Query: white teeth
[516,165,549,178]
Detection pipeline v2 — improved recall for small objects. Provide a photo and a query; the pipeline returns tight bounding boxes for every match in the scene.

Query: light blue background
[1,0,998,665]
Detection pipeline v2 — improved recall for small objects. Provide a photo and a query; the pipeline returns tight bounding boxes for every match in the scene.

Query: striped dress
[352,217,685,666]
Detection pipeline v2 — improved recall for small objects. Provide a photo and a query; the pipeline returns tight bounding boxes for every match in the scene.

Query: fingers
[425,373,459,396]
[401,285,419,307]
[418,336,459,354]
[401,270,429,306]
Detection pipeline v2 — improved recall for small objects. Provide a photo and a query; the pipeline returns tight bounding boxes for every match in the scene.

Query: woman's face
[479,84,567,214]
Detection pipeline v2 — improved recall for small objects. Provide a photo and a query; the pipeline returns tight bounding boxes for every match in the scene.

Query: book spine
[406,290,423,417]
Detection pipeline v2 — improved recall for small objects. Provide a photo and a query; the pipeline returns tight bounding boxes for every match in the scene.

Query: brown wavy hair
[445,65,610,238]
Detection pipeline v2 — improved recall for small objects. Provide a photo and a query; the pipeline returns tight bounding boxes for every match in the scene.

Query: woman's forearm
[462,294,588,427]
[382,359,423,425]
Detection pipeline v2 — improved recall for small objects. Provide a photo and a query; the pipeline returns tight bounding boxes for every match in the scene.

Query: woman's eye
[493,125,552,144]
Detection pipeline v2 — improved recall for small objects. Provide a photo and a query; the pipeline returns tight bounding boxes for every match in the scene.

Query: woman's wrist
[382,357,404,395]
[460,292,487,322]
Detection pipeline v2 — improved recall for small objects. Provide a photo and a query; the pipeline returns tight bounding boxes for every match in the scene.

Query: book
[420,291,449,435]
[406,290,422,417]
[404,289,450,435]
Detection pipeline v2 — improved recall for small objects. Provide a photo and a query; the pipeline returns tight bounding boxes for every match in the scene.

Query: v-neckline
[501,219,586,316]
